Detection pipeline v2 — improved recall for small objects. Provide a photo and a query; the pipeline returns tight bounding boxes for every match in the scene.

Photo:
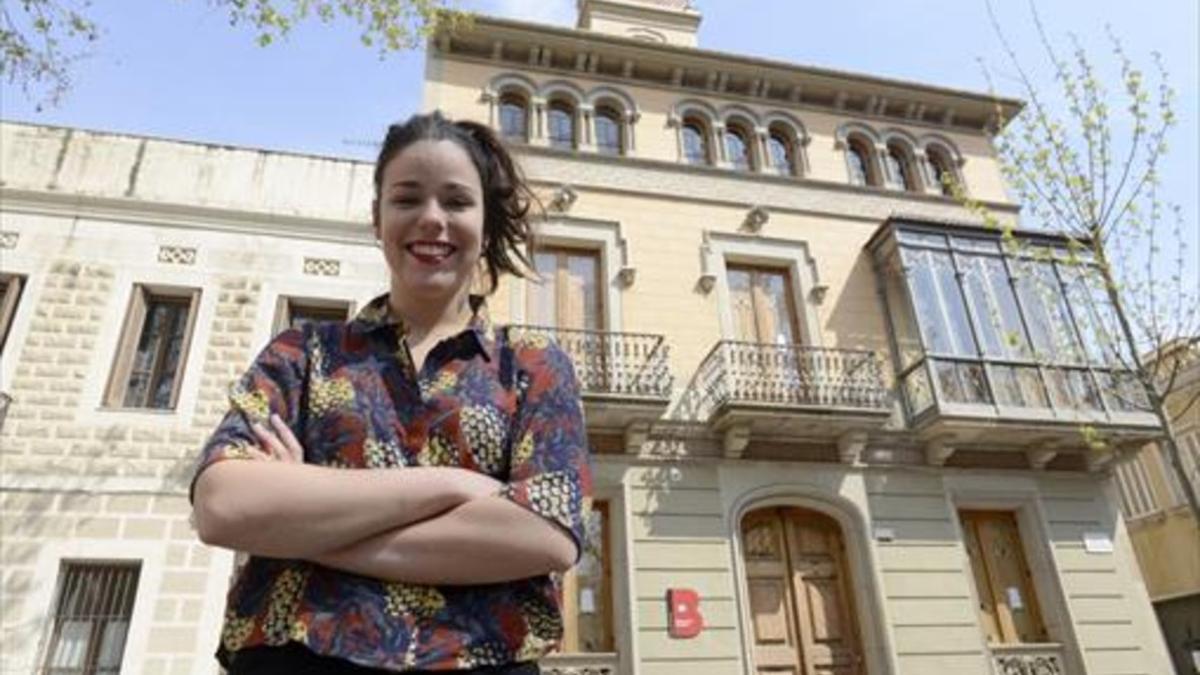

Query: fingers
[269,413,304,463]
[251,420,289,461]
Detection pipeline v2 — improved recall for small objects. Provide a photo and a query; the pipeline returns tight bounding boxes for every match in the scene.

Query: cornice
[0,187,372,244]
[436,15,1023,132]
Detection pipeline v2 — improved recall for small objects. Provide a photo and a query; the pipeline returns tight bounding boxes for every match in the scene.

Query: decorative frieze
[303,257,341,276]
[157,245,196,265]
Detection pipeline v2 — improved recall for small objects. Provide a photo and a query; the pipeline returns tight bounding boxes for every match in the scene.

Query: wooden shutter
[960,510,1049,644]
[529,248,602,331]
[726,265,799,344]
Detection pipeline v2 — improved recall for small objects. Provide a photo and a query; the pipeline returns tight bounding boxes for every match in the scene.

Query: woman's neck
[388,287,473,345]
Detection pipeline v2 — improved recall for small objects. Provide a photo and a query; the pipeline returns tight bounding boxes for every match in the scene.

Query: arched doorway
[741,507,866,675]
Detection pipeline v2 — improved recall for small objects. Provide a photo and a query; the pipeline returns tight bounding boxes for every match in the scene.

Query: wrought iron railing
[991,643,1065,675]
[512,326,673,399]
[696,341,890,411]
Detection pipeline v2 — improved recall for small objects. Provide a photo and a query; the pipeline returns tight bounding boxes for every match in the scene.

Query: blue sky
[1,0,1196,252]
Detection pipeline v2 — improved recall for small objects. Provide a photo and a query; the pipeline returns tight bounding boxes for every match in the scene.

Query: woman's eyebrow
[388,180,424,190]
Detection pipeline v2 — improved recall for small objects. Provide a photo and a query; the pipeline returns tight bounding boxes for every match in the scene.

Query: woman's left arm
[313,496,576,584]
[312,335,593,583]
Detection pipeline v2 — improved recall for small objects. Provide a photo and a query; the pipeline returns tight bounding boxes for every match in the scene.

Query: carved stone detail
[0,231,17,249]
[994,653,1063,675]
[157,245,196,265]
[303,257,341,276]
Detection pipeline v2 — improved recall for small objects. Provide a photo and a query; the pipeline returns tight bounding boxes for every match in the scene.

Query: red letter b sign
[667,588,703,639]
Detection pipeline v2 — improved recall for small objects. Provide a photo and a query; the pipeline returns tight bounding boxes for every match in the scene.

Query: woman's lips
[405,242,457,265]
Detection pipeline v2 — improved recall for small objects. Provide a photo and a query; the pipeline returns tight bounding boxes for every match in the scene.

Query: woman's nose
[415,198,447,230]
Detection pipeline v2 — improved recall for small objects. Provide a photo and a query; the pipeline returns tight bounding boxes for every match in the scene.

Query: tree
[1,0,464,109]
[955,3,1200,520]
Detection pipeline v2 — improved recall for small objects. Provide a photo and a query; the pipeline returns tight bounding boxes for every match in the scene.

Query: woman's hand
[249,414,305,463]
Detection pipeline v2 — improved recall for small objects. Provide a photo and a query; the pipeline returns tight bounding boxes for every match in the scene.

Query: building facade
[1114,347,1200,674]
[0,1,1179,673]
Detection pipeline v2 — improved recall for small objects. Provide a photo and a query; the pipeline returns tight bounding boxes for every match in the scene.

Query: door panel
[744,508,865,675]
[960,510,1048,644]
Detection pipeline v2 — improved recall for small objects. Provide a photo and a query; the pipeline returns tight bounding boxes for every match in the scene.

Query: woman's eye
[391,197,419,207]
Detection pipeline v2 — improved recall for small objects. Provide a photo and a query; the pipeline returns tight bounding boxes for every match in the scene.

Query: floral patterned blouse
[191,294,592,671]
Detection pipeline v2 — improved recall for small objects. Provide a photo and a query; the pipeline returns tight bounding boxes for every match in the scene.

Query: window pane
[768,134,792,175]
[287,303,349,332]
[96,619,130,669]
[500,100,527,140]
[529,252,558,327]
[885,148,908,188]
[574,502,613,652]
[725,128,750,171]
[1014,261,1082,363]
[565,253,599,331]
[595,110,621,155]
[548,105,574,149]
[884,264,922,370]
[124,297,189,409]
[960,254,1029,359]
[905,249,977,357]
[847,144,869,185]
[755,270,796,345]
[903,364,935,415]
[727,267,757,342]
[45,563,140,674]
[933,359,989,404]
[929,153,955,195]
[48,619,91,668]
[683,123,707,164]
[1098,371,1148,412]
[1061,264,1122,365]
[989,365,1048,408]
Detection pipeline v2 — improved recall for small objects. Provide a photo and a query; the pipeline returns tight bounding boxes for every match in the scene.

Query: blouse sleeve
[189,327,308,502]
[500,332,594,562]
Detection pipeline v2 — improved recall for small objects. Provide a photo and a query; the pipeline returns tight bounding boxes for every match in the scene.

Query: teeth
[408,243,455,256]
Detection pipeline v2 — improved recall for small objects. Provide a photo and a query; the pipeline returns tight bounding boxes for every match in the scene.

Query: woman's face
[375,139,485,308]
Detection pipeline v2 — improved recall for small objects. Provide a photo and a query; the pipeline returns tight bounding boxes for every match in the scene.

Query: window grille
[42,562,141,675]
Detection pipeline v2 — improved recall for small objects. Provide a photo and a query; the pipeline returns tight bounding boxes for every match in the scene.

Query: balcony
[695,341,891,458]
[512,326,673,444]
[990,643,1065,675]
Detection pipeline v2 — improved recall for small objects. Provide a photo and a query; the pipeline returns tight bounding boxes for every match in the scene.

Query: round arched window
[682,119,709,165]
[595,107,623,155]
[547,101,575,149]
[724,125,752,171]
[767,131,794,176]
[498,93,528,142]
[847,140,872,186]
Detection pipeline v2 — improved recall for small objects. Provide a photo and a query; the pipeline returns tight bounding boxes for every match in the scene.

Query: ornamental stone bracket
[722,423,752,459]
[624,421,651,454]
[549,184,579,213]
[925,439,956,466]
[1026,448,1058,470]
[837,431,869,465]
[1086,448,1115,473]
[741,205,769,233]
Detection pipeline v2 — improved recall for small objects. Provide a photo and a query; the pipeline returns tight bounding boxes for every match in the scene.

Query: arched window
[767,129,795,176]
[594,106,623,155]
[885,143,919,192]
[927,147,957,196]
[847,139,874,186]
[682,118,709,165]
[724,124,752,171]
[547,101,576,150]
[499,93,528,142]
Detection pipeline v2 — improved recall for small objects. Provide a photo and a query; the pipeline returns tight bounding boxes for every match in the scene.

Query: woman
[191,112,591,673]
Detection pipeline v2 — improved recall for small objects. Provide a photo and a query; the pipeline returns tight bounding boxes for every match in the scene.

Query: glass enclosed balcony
[868,219,1159,448]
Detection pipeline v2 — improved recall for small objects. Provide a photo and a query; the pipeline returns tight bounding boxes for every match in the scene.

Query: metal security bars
[42,562,141,675]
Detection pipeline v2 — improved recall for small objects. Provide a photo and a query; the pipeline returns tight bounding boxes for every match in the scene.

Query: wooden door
[960,510,1048,644]
[744,508,865,675]
[529,248,602,331]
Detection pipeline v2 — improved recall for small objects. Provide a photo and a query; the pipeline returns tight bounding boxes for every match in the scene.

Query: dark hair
[373,111,537,293]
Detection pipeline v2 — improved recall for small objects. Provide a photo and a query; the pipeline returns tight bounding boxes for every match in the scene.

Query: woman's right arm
[192,460,499,559]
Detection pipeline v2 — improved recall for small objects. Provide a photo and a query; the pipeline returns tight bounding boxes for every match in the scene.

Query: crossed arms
[192,415,578,585]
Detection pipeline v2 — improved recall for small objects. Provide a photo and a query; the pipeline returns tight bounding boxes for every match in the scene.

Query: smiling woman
[190,112,591,674]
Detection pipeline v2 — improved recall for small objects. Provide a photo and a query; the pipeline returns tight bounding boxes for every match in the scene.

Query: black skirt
[227,643,540,675]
